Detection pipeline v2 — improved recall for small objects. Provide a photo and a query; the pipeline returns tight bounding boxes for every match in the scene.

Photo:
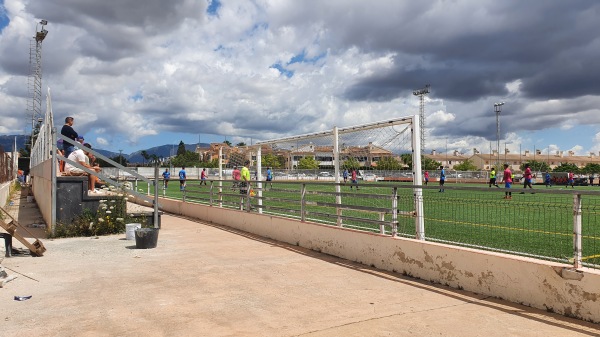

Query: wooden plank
[0,207,46,257]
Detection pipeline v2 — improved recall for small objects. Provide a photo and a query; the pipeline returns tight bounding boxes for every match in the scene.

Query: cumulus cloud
[0,0,599,154]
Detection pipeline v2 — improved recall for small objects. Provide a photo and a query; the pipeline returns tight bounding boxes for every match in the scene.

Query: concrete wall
[30,160,53,227]
[148,196,600,323]
[0,180,13,208]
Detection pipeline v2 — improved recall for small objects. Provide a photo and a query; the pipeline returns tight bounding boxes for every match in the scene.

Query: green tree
[262,153,284,168]
[582,163,600,174]
[401,154,440,170]
[552,163,579,173]
[377,156,401,170]
[298,156,319,169]
[177,141,186,156]
[453,159,478,171]
[520,160,550,172]
[342,157,360,170]
[172,150,201,167]
[149,154,159,166]
[223,140,232,146]
[236,142,246,146]
[422,157,442,170]
[107,155,128,167]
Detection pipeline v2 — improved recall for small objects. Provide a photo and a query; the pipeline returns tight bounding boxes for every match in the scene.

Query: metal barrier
[159,179,600,270]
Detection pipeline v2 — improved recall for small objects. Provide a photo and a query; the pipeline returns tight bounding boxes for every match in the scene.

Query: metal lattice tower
[27,20,48,139]
[412,84,430,153]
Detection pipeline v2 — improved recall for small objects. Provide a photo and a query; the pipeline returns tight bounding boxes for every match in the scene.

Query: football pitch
[139,180,600,268]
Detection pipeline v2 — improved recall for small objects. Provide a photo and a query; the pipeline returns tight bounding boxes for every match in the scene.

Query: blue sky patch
[289,50,326,65]
[207,0,222,16]
[0,1,9,34]
[129,92,143,102]
[270,63,294,78]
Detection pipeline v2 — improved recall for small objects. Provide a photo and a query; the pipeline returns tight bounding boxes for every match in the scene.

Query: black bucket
[135,228,159,249]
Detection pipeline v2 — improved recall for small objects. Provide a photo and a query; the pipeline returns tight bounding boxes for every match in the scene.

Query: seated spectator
[64,143,101,193]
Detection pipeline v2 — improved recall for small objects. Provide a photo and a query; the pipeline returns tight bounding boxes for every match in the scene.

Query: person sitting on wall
[64,142,101,193]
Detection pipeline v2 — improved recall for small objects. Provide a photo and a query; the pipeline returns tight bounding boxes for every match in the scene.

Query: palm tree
[140,150,150,166]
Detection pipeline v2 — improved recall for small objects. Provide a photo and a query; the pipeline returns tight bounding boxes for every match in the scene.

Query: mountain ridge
[0,135,207,163]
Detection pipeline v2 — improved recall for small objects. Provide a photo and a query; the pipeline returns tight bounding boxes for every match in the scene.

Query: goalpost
[220,115,424,239]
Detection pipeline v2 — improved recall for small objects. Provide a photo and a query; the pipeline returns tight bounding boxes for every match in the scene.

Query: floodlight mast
[413,84,430,153]
[494,102,505,168]
[27,19,48,147]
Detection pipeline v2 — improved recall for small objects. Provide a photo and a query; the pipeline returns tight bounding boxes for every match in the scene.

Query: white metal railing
[30,88,54,168]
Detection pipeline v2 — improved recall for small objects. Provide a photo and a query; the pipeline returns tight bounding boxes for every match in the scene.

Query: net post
[573,193,582,268]
[333,126,342,226]
[391,187,398,236]
[256,145,263,214]
[301,183,306,222]
[412,115,425,240]
[218,146,223,207]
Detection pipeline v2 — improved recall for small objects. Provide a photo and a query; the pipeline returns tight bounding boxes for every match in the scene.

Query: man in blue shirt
[179,167,186,191]
[266,167,273,189]
[162,168,170,189]
[439,165,445,192]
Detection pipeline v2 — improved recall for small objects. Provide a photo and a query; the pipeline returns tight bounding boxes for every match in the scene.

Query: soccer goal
[238,115,425,238]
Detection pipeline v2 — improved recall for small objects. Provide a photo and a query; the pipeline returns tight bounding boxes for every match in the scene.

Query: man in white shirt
[64,143,101,193]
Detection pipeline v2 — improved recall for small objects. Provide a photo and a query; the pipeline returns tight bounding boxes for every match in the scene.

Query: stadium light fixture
[494,102,505,167]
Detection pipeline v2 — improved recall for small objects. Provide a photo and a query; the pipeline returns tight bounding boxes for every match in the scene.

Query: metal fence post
[301,183,306,222]
[573,193,582,268]
[246,183,251,212]
[209,181,213,206]
[391,187,398,236]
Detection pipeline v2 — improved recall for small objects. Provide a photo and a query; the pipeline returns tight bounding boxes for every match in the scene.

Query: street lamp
[494,102,505,167]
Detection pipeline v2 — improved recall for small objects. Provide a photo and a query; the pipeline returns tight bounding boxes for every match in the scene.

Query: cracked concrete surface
[1,194,599,336]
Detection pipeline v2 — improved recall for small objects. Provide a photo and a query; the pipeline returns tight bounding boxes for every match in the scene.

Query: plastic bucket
[125,223,142,240]
[135,228,159,249]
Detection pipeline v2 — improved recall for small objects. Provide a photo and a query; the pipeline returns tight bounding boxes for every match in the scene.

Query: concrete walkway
[1,192,599,336]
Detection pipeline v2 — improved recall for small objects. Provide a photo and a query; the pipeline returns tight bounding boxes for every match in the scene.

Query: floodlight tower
[494,102,505,167]
[413,84,430,153]
[27,19,48,141]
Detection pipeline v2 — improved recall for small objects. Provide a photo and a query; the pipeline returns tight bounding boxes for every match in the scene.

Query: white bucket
[125,223,142,240]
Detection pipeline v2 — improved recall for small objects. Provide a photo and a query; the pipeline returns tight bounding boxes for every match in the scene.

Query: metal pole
[333,126,342,226]
[50,127,57,236]
[494,102,504,168]
[573,193,582,268]
[412,115,425,240]
[256,145,262,214]
[153,165,159,229]
[391,187,398,237]
[218,146,223,207]
[301,183,306,222]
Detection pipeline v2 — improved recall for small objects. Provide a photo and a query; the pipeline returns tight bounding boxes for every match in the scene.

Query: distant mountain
[0,135,28,152]
[125,144,206,163]
[0,135,208,164]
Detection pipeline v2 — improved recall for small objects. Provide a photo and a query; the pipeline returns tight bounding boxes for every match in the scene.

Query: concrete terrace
[1,192,599,337]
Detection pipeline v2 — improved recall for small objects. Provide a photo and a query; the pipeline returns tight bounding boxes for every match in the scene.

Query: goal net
[231,115,424,237]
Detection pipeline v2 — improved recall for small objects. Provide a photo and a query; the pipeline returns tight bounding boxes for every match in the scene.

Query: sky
[1,0,600,156]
